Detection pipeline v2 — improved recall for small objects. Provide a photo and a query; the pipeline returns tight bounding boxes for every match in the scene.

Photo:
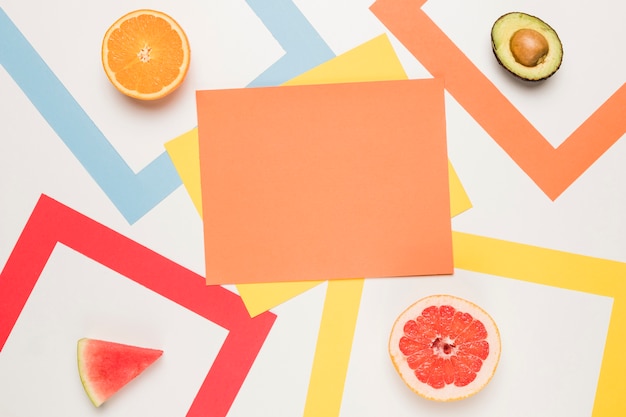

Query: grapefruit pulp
[388,294,501,401]
[77,338,163,407]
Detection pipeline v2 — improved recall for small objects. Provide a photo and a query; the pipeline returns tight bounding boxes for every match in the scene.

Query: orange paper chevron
[371,0,626,200]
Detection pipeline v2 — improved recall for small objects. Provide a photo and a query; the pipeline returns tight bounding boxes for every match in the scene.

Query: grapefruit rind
[77,338,163,407]
[388,294,501,401]
[101,9,191,101]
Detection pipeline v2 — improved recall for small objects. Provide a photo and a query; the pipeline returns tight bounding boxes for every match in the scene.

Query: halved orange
[101,10,190,100]
[389,294,501,401]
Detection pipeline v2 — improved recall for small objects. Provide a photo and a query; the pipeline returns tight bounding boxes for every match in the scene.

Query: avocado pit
[510,28,549,67]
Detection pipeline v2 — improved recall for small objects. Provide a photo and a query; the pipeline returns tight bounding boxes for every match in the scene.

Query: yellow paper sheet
[164,34,472,315]
[447,161,471,217]
[164,127,203,214]
[453,231,625,417]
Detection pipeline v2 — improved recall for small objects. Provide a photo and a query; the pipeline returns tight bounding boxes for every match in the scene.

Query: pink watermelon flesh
[77,338,163,407]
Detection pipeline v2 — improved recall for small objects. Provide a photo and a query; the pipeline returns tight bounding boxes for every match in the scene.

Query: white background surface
[0,0,624,416]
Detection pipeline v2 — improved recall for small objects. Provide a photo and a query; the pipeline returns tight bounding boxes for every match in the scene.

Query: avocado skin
[491,12,563,82]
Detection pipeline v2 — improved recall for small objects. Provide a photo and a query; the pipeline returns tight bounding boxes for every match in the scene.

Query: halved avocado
[491,12,563,81]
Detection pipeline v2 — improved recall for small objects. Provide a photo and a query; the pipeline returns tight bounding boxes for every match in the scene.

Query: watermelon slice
[77,338,163,407]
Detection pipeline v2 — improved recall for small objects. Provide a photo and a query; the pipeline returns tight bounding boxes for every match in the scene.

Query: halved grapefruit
[388,294,501,401]
[77,338,163,407]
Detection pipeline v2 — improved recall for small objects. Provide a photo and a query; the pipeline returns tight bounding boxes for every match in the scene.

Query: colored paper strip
[303,279,364,417]
[0,195,276,417]
[370,0,626,200]
[245,0,335,87]
[452,231,626,417]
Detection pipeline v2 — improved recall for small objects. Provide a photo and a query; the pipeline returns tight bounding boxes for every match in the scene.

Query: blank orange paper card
[197,79,452,285]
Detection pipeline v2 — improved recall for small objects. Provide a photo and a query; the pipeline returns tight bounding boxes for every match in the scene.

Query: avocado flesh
[491,12,563,81]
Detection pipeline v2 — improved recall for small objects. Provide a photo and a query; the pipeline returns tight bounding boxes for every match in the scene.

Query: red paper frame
[0,194,276,417]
